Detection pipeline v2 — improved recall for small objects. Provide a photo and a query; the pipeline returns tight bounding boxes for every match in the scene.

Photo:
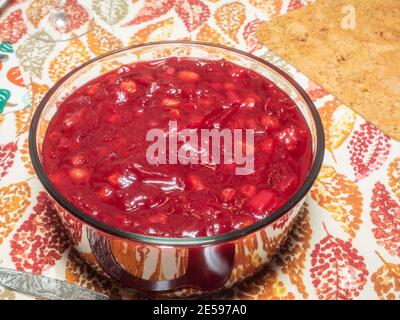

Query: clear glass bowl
[29,41,324,295]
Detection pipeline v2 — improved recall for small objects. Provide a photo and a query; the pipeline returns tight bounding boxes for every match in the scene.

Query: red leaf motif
[123,0,174,26]
[0,142,17,181]
[10,192,70,274]
[370,182,400,257]
[287,0,304,11]
[0,9,27,43]
[310,224,368,300]
[348,122,391,181]
[243,19,264,53]
[272,209,291,230]
[63,0,89,32]
[175,0,210,32]
[306,80,329,101]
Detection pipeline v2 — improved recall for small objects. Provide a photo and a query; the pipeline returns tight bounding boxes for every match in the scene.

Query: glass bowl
[29,41,324,297]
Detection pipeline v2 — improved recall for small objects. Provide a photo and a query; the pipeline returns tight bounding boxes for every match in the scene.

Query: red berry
[68,168,90,184]
[105,74,118,85]
[86,84,101,96]
[107,173,120,187]
[188,174,207,190]
[178,70,200,82]
[162,98,181,107]
[259,114,280,131]
[260,137,274,154]
[62,116,75,130]
[240,184,257,197]
[120,80,137,93]
[97,185,114,200]
[165,66,175,76]
[241,97,256,108]
[233,215,256,229]
[220,187,237,203]
[276,126,300,151]
[247,190,275,213]
[228,67,248,78]
[224,82,237,90]
[70,154,85,166]
[274,174,299,195]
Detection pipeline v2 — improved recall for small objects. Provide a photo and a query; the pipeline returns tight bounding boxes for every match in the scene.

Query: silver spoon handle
[0,267,109,300]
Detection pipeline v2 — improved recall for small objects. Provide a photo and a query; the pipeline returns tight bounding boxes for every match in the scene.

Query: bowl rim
[29,40,325,246]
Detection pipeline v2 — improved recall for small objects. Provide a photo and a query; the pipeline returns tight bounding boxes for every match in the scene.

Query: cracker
[257,0,400,140]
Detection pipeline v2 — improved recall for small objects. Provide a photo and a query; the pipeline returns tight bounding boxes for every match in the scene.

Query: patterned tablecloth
[0,0,399,300]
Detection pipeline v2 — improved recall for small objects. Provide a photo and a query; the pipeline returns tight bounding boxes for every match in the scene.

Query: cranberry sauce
[43,57,312,238]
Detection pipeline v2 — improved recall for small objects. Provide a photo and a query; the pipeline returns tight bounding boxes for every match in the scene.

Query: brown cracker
[257,0,400,140]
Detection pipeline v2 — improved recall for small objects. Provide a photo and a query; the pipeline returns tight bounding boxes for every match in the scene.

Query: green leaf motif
[0,41,13,53]
[15,31,55,78]
[93,0,128,26]
[0,89,11,113]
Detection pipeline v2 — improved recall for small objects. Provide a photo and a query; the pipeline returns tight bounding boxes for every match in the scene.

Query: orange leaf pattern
[388,157,400,200]
[26,0,52,28]
[276,204,312,298]
[225,266,295,300]
[214,2,246,42]
[0,181,31,245]
[371,252,400,300]
[129,18,175,45]
[311,165,363,238]
[7,66,25,87]
[48,37,91,82]
[319,99,356,161]
[29,82,49,109]
[196,24,232,46]
[248,0,282,17]
[15,107,34,136]
[65,249,120,298]
[87,21,123,56]
[20,137,35,176]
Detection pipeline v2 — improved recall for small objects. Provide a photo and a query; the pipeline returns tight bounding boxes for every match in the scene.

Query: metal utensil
[0,267,109,300]
[0,54,8,62]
